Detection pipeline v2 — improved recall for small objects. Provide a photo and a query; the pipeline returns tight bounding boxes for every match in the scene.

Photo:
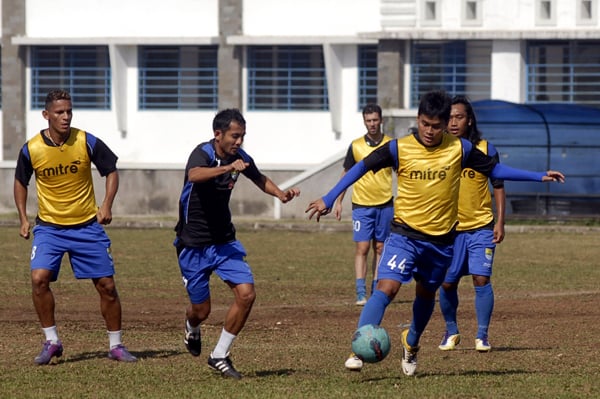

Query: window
[425,1,437,20]
[535,0,556,25]
[138,46,218,110]
[358,45,378,110]
[410,41,491,108]
[247,46,328,111]
[577,0,596,24]
[527,41,600,107]
[463,0,482,25]
[31,46,111,109]
[422,0,441,26]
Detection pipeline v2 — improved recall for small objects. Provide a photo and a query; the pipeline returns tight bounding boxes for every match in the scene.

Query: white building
[2,0,599,166]
[1,0,598,216]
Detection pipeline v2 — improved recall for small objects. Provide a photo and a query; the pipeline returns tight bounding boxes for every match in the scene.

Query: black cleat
[208,353,242,380]
[184,321,201,356]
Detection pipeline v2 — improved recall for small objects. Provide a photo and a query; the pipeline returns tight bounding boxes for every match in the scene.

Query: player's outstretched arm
[305,198,330,222]
[306,160,373,222]
[278,187,301,203]
[333,170,348,221]
[255,175,300,203]
[542,170,565,183]
[490,163,566,183]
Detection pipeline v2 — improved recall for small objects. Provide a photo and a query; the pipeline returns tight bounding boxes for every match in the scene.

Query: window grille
[358,45,378,110]
[247,46,328,111]
[31,46,111,109]
[139,46,218,110]
[527,40,600,107]
[410,41,491,107]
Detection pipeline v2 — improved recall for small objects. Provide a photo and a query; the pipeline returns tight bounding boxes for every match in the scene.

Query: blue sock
[407,296,436,347]
[474,283,494,339]
[439,287,459,335]
[358,290,391,327]
[356,278,366,298]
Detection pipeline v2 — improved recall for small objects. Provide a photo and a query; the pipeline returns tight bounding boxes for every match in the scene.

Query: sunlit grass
[0,225,598,399]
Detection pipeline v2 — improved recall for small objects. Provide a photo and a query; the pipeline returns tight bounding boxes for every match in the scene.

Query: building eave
[359,29,600,40]
[226,35,377,45]
[10,36,220,45]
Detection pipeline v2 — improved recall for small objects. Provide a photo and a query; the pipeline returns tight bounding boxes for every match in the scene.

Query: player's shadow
[414,368,532,378]
[252,369,296,377]
[443,346,553,353]
[483,346,553,352]
[63,349,181,363]
[362,368,531,382]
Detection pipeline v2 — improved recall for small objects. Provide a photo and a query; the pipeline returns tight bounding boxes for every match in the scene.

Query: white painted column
[491,40,525,103]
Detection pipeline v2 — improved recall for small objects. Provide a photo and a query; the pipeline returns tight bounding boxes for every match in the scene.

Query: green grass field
[0,224,599,398]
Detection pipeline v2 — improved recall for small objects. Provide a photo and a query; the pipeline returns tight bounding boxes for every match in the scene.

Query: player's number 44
[387,255,406,272]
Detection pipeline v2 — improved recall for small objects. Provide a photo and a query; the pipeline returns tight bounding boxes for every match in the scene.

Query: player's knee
[95,278,119,300]
[31,276,48,289]
[31,270,52,292]
[442,282,458,291]
[472,275,490,286]
[416,282,437,299]
[242,290,256,306]
[236,287,256,308]
[191,302,211,320]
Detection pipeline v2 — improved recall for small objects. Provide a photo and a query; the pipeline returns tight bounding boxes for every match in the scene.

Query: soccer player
[333,104,393,306]
[306,90,564,376]
[174,109,300,380]
[14,89,136,365]
[437,96,504,353]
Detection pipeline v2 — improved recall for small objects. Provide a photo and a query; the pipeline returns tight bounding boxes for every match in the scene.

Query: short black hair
[417,91,452,124]
[362,103,382,119]
[45,89,71,110]
[213,109,246,132]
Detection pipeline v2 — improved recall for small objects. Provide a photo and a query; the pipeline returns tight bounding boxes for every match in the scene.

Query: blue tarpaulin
[472,100,600,215]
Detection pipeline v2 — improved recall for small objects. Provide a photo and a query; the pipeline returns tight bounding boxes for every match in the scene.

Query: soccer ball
[351,324,391,363]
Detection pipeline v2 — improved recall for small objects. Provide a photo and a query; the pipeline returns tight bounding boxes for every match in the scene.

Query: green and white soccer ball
[351,324,391,363]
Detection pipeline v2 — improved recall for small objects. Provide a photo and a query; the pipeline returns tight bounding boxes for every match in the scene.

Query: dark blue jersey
[175,139,262,247]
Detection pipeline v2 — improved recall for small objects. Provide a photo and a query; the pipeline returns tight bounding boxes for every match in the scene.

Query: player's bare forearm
[98,171,119,225]
[13,180,31,239]
[189,160,249,183]
[258,176,300,203]
[333,200,343,221]
[333,171,348,221]
[493,187,506,244]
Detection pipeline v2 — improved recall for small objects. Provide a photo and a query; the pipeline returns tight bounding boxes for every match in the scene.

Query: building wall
[25,0,219,37]
[242,0,381,35]
[1,0,26,161]
[5,0,600,164]
[2,0,600,217]
[0,161,353,220]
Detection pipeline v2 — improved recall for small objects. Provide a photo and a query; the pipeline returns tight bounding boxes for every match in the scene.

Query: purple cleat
[35,340,63,365]
[108,344,137,362]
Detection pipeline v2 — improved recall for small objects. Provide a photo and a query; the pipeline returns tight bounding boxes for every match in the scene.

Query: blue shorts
[30,222,114,281]
[176,240,254,304]
[444,229,495,283]
[377,232,453,291]
[352,206,393,243]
